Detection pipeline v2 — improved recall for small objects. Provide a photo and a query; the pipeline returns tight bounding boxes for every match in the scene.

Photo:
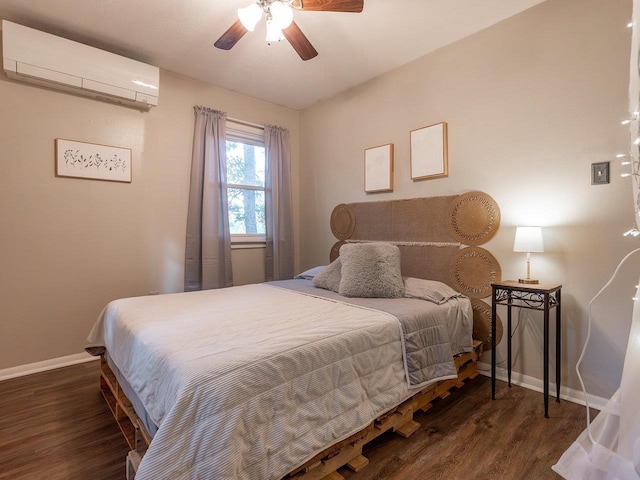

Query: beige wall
[0,64,299,370]
[299,0,640,400]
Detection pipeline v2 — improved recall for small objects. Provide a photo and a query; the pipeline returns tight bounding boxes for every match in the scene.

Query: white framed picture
[410,122,448,181]
[55,138,132,183]
[364,143,393,193]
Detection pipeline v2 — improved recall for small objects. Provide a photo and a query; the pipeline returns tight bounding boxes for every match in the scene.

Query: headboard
[328,191,503,350]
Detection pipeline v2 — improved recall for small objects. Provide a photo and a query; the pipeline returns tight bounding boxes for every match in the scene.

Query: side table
[491,280,562,418]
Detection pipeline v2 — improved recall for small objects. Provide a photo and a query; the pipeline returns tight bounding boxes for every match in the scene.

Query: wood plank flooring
[0,361,590,480]
[340,372,588,480]
[0,361,128,480]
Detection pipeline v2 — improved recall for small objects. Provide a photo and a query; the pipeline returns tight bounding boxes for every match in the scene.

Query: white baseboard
[477,361,609,411]
[0,352,99,382]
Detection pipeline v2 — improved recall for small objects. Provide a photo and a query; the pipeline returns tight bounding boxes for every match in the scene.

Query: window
[226,121,266,243]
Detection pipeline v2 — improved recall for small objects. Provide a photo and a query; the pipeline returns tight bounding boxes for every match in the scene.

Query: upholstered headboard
[328,191,503,349]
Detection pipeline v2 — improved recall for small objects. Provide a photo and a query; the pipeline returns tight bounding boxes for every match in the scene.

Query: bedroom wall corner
[297,0,640,401]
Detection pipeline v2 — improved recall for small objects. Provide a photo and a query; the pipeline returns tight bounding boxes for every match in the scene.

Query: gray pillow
[403,277,462,304]
[338,243,404,298]
[294,265,327,280]
[312,258,342,292]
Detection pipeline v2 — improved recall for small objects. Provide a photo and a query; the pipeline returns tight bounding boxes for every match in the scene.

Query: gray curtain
[184,106,233,291]
[264,125,294,281]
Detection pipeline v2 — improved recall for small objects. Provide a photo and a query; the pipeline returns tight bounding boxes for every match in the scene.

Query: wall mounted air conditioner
[2,20,159,110]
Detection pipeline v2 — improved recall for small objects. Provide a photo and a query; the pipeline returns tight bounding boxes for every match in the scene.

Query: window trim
[227,183,264,191]
[231,234,267,245]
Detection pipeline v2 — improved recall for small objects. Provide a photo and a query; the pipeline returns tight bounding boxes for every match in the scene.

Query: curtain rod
[227,116,265,130]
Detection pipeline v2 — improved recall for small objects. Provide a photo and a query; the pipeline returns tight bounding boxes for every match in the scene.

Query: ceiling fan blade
[283,21,318,61]
[214,20,248,50]
[299,0,363,13]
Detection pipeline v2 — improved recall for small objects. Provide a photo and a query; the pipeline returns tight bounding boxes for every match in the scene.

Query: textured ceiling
[0,0,545,110]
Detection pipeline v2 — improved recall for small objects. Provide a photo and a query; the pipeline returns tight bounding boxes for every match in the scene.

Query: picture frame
[364,143,394,193]
[410,121,448,181]
[55,138,132,183]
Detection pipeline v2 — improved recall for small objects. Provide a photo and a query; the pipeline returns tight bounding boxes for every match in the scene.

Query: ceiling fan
[214,0,364,61]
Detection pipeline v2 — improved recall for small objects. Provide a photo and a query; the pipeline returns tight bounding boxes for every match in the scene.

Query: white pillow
[312,259,342,292]
[294,266,327,280]
[338,243,404,298]
[403,277,463,304]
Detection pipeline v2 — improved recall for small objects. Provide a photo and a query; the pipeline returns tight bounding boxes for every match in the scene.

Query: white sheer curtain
[553,279,640,479]
[264,124,294,281]
[553,2,640,476]
[631,0,640,235]
[184,106,233,291]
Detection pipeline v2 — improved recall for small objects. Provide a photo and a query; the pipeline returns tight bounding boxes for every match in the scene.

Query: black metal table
[491,281,562,418]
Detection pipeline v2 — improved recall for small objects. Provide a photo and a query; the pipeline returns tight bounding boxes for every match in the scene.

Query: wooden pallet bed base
[100,340,482,480]
[99,356,151,454]
[287,340,482,480]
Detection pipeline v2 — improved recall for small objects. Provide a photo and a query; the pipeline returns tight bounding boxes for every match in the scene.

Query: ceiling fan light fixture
[216,0,363,60]
[265,18,285,43]
[238,2,262,31]
[270,1,294,29]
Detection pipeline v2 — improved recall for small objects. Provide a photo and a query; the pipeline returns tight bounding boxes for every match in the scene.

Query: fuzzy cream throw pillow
[338,242,404,298]
[312,257,342,292]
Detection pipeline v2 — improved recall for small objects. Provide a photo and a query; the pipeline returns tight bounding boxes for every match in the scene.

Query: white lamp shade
[513,226,544,253]
[270,1,293,29]
[238,3,262,31]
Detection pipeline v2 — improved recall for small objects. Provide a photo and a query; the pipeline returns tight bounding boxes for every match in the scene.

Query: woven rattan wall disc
[330,204,356,240]
[329,241,346,262]
[447,191,500,246]
[450,246,501,299]
[471,299,503,351]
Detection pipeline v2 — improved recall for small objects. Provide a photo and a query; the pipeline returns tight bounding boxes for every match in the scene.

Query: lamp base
[518,278,539,284]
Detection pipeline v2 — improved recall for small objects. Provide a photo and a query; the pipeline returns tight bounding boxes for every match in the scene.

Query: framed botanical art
[55,138,132,183]
[364,143,393,193]
[410,122,448,181]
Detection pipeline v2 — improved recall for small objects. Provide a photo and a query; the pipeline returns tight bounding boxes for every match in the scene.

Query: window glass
[226,141,265,187]
[225,125,266,238]
[227,188,265,235]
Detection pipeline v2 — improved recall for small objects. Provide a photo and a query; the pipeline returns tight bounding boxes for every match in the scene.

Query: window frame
[226,120,266,245]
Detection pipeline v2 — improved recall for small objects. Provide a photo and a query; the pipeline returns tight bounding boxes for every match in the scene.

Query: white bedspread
[86,283,463,479]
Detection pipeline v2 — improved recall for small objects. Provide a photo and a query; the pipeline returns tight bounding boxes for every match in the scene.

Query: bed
[86,191,503,480]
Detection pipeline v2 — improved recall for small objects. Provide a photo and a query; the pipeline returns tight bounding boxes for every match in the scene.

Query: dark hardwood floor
[340,372,587,480]
[0,361,589,480]
[0,361,129,480]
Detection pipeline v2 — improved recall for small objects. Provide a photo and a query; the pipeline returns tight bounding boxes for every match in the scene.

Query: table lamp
[513,226,544,284]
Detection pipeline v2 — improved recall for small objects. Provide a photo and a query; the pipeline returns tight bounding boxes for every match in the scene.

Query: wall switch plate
[592,161,610,185]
